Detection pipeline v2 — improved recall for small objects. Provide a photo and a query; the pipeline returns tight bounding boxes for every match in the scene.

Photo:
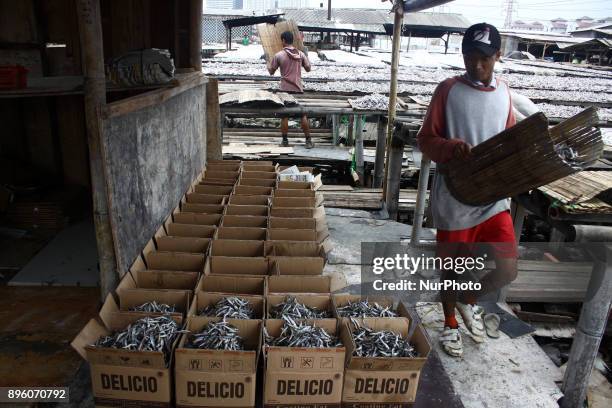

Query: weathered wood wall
[101,82,207,274]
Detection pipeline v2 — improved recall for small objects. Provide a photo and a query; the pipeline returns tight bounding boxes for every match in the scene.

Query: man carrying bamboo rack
[267,31,314,149]
[417,23,518,357]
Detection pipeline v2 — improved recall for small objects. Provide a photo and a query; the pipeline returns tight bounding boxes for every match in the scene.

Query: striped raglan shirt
[417,75,516,231]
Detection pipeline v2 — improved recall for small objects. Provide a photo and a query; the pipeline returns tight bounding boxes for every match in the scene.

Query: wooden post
[347,114,355,145]
[561,245,612,408]
[356,32,361,51]
[76,0,118,300]
[206,78,222,162]
[350,32,354,52]
[444,32,450,54]
[382,3,403,200]
[373,116,386,188]
[332,114,339,145]
[189,0,203,71]
[406,30,412,52]
[229,28,232,51]
[355,115,364,184]
[385,136,404,221]
[411,155,431,246]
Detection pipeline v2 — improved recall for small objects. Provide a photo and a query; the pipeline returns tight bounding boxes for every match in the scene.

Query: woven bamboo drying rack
[257,20,305,62]
[443,107,603,206]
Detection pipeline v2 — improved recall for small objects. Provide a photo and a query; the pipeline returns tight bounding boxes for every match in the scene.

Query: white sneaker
[456,302,485,342]
[440,327,463,357]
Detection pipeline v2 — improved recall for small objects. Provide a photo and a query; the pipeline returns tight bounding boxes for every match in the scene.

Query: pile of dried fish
[336,300,398,318]
[264,317,342,348]
[350,319,418,358]
[186,320,244,351]
[349,94,389,111]
[270,296,331,320]
[199,297,255,319]
[130,301,176,314]
[94,316,180,362]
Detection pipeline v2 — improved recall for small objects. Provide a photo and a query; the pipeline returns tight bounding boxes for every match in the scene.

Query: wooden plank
[102,72,208,118]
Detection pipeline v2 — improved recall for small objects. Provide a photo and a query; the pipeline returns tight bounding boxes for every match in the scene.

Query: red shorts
[436,211,518,259]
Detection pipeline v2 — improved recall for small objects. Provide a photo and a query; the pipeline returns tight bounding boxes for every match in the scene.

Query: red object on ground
[0,65,28,89]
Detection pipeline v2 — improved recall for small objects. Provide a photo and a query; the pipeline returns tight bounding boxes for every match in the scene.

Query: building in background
[207,0,244,9]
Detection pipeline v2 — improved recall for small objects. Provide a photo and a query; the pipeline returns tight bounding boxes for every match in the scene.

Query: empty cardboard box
[222,215,268,228]
[196,275,266,296]
[145,251,205,272]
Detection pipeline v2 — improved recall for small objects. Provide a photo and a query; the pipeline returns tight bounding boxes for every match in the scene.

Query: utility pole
[328,0,332,20]
[503,0,517,29]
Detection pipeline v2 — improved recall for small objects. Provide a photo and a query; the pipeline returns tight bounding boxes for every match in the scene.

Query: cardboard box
[121,265,198,293]
[212,240,266,257]
[206,257,269,276]
[267,275,340,295]
[196,275,266,296]
[242,160,272,165]
[225,205,269,217]
[228,195,270,206]
[234,186,273,196]
[173,212,222,226]
[279,166,314,173]
[194,185,234,195]
[217,227,267,241]
[272,197,317,208]
[117,281,191,316]
[145,251,205,272]
[242,171,276,180]
[340,318,431,406]
[238,178,276,188]
[263,319,345,407]
[273,189,316,198]
[270,207,317,218]
[166,223,216,238]
[222,215,268,228]
[206,163,241,172]
[266,241,325,275]
[265,294,333,319]
[242,164,278,172]
[175,317,262,407]
[155,236,210,253]
[188,292,265,319]
[277,175,322,191]
[268,217,316,230]
[181,203,225,214]
[71,295,182,407]
[185,193,227,205]
[268,229,317,242]
[200,178,236,186]
[203,170,240,180]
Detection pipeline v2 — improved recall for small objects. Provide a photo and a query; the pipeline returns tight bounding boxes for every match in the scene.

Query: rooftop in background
[570,22,612,33]
[279,7,470,35]
[500,29,586,46]
[204,8,259,16]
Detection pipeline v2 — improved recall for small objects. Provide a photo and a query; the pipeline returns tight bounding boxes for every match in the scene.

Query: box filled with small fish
[175,317,262,407]
[71,294,183,406]
[333,294,410,320]
[189,292,265,319]
[340,317,432,405]
[263,318,346,406]
[266,294,334,320]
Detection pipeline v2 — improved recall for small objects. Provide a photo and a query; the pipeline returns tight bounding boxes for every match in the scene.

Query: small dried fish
[270,296,331,320]
[94,315,180,363]
[199,296,255,319]
[336,300,398,318]
[349,94,402,111]
[130,301,176,314]
[186,320,244,351]
[350,318,418,358]
[264,316,342,348]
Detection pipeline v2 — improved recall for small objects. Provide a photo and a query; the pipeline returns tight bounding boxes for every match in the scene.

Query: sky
[319,0,612,27]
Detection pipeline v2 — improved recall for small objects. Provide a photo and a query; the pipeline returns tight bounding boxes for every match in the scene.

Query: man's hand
[453,142,472,161]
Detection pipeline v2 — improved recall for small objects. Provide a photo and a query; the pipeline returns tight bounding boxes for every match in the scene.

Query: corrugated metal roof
[560,38,612,51]
[500,29,585,44]
[280,8,470,34]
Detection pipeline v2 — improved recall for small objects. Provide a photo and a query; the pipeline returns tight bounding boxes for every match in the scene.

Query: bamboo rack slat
[443,107,603,206]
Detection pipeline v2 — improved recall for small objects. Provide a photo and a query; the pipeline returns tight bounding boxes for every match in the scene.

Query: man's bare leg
[301,114,313,148]
[461,256,518,301]
[281,117,289,146]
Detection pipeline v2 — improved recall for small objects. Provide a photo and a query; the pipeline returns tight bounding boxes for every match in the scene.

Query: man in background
[267,31,313,148]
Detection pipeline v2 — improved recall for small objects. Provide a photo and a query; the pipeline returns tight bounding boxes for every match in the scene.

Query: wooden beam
[102,72,207,118]
[385,136,404,220]
[76,0,118,300]
[189,0,202,71]
[355,115,364,184]
[206,78,222,162]
[373,116,386,188]
[382,3,404,199]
